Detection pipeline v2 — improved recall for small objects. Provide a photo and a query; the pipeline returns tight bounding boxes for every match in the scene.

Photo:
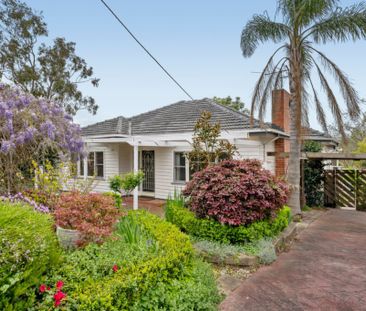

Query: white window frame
[78,151,104,178]
[173,151,189,183]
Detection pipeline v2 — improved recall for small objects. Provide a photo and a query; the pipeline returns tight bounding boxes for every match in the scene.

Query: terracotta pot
[56,226,81,249]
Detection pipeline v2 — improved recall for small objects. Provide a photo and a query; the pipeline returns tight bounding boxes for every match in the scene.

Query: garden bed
[0,201,221,310]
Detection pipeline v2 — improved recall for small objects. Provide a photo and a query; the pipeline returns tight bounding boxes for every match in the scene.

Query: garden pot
[56,226,81,249]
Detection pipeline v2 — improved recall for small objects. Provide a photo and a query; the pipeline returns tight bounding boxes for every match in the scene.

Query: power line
[98,0,194,100]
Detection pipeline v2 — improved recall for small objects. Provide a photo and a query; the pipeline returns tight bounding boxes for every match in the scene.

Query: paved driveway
[220,209,366,311]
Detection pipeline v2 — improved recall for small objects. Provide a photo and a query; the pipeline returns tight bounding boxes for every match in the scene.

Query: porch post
[83,143,88,180]
[83,157,87,180]
[133,143,138,210]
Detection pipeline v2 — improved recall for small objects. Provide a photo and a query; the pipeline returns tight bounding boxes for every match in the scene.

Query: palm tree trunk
[287,48,302,216]
[287,96,302,215]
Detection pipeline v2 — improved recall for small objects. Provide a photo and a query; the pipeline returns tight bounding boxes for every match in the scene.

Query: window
[79,152,104,178]
[174,152,186,182]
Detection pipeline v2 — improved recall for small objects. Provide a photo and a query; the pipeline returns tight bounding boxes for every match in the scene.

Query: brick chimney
[272,89,290,177]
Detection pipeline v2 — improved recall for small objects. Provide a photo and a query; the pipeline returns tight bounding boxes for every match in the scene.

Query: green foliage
[131,258,221,311]
[35,211,220,310]
[255,239,277,265]
[103,191,123,208]
[165,197,291,244]
[186,111,238,173]
[213,96,249,114]
[0,201,60,310]
[116,216,147,245]
[303,141,325,207]
[0,0,99,115]
[109,171,144,196]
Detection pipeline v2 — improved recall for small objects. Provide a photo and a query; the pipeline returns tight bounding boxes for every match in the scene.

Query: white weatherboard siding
[87,143,119,193]
[79,139,276,199]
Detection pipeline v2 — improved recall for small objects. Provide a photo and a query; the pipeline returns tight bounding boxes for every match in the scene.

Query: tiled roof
[302,127,338,144]
[81,98,283,136]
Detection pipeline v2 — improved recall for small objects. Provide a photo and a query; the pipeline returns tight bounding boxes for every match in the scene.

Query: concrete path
[220,210,366,311]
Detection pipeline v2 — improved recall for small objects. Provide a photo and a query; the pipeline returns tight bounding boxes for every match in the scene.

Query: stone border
[195,248,259,267]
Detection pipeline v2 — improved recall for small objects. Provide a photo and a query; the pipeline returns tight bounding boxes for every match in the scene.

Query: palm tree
[241,0,366,215]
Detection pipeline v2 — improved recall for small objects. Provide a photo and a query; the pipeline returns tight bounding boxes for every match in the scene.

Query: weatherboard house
[78,89,337,207]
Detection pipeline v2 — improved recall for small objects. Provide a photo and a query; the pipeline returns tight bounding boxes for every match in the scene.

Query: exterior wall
[83,142,120,193]
[80,139,277,199]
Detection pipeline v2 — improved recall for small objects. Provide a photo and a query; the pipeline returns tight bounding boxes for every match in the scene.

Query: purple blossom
[0,140,15,153]
[0,193,50,213]
[40,120,56,140]
[24,127,38,142]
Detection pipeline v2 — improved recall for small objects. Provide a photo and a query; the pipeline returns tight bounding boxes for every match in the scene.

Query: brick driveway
[220,209,366,311]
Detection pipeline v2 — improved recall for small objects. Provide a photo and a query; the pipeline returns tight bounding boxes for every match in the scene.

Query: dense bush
[0,201,60,310]
[54,192,121,244]
[183,159,289,226]
[35,211,220,310]
[303,141,324,207]
[165,197,291,244]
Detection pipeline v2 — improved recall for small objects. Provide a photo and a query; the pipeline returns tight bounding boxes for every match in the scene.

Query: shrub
[35,211,220,310]
[0,201,60,310]
[303,141,324,207]
[165,197,291,244]
[131,258,221,311]
[183,159,289,226]
[54,192,121,244]
[109,171,144,196]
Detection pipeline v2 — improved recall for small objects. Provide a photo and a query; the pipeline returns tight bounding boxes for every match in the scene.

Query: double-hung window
[174,152,186,183]
[79,152,104,178]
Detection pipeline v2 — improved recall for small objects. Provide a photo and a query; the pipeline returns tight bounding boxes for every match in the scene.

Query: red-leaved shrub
[183,159,289,226]
[54,192,121,243]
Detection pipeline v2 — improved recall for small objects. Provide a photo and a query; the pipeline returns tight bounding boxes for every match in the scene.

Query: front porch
[124,196,166,217]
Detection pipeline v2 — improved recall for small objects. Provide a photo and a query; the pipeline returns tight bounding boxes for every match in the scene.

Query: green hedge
[165,199,291,244]
[40,210,220,310]
[0,202,60,311]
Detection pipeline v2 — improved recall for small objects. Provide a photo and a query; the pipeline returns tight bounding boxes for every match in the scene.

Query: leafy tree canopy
[186,111,237,173]
[213,96,249,114]
[0,0,99,115]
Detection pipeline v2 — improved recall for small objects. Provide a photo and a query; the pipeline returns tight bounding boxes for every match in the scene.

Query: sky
[25,0,366,129]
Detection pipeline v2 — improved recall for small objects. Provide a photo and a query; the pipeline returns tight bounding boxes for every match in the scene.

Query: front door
[141,151,155,192]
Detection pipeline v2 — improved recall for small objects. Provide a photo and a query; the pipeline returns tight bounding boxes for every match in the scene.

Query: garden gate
[324,168,366,211]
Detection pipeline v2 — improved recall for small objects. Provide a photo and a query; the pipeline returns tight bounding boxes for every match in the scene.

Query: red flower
[39,284,47,293]
[112,264,118,272]
[54,291,66,307]
[56,280,64,290]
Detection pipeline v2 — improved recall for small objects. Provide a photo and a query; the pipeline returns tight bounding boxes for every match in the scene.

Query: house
[78,89,337,207]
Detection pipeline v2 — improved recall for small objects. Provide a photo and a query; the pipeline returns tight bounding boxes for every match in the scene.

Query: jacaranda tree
[0,83,83,193]
[241,0,366,215]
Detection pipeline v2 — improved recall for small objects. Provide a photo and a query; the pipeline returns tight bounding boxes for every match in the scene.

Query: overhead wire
[99,0,194,100]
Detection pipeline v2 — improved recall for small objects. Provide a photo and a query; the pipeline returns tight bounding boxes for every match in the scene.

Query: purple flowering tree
[0,83,84,193]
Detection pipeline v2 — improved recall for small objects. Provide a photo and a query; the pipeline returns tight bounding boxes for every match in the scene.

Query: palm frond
[307,3,366,43]
[315,62,346,138]
[250,45,287,124]
[310,47,361,120]
[308,76,328,133]
[241,14,290,57]
[277,0,337,26]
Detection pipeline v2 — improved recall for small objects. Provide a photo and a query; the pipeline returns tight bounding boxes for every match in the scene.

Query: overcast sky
[26,0,366,129]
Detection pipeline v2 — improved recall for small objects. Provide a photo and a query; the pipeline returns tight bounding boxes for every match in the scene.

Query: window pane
[175,167,186,181]
[96,165,104,177]
[87,153,94,176]
[96,152,103,165]
[79,159,84,176]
